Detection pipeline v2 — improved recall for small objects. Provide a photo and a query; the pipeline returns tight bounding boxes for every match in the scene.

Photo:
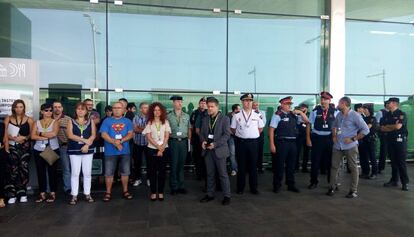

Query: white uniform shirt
[231,109,265,139]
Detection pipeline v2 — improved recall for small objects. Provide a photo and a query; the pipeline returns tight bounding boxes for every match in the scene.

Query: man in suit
[199,97,231,205]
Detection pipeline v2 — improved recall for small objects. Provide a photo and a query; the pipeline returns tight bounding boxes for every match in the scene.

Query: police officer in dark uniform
[295,103,310,172]
[307,92,336,189]
[359,103,378,179]
[376,101,390,174]
[382,97,409,191]
[269,96,309,193]
[190,97,208,181]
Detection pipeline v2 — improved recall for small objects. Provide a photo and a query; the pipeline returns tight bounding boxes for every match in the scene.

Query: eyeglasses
[43,109,53,112]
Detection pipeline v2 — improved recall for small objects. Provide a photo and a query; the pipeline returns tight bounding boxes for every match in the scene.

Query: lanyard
[322,109,328,122]
[241,110,252,125]
[209,113,220,133]
[155,122,162,140]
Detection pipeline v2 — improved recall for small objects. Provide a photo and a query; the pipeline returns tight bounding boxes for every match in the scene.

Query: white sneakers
[133,179,142,187]
[7,196,28,204]
[20,196,28,203]
[231,170,237,176]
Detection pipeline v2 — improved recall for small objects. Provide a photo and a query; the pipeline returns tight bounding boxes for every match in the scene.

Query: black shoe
[200,195,215,203]
[308,183,317,190]
[326,188,335,196]
[236,190,244,195]
[170,190,178,195]
[222,197,231,206]
[346,191,358,198]
[250,190,259,195]
[273,186,281,193]
[402,184,409,191]
[369,175,377,180]
[384,181,398,187]
[177,188,188,194]
[287,186,300,193]
[301,169,309,173]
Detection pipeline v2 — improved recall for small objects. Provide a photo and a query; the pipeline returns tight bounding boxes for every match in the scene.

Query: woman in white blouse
[142,102,171,201]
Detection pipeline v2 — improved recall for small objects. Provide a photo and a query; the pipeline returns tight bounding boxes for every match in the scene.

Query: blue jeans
[60,145,71,192]
[228,137,238,171]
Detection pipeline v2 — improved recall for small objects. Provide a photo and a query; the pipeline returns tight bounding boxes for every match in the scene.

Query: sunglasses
[43,109,53,112]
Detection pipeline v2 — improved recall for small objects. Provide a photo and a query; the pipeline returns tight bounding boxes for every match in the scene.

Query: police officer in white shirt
[231,93,265,195]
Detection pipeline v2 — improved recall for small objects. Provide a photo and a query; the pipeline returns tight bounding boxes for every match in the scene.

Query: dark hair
[73,102,90,120]
[40,103,53,111]
[11,99,26,118]
[83,98,93,103]
[119,98,128,103]
[339,97,351,107]
[206,97,219,106]
[147,102,167,124]
[139,102,149,108]
[127,102,136,110]
[52,101,62,106]
[104,105,112,112]
[231,104,240,112]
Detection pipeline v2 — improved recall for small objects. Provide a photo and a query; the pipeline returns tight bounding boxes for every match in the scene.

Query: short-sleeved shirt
[167,110,191,139]
[142,120,172,149]
[231,110,264,139]
[269,112,301,128]
[99,117,133,156]
[383,109,408,141]
[333,109,370,150]
[308,108,338,135]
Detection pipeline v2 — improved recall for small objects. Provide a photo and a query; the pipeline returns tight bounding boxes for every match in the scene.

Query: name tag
[78,141,84,145]
[302,124,307,128]
[337,130,342,135]
[115,134,122,140]
[283,118,289,122]
[176,132,183,136]
[323,124,329,129]
[208,134,214,139]
[157,140,163,146]
[397,138,403,142]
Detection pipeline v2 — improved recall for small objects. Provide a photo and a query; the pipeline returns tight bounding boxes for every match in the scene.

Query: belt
[171,138,188,142]
[236,137,258,142]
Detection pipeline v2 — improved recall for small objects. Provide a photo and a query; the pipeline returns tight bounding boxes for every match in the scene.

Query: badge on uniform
[208,134,214,139]
[115,134,122,140]
[323,124,328,129]
[176,131,183,136]
[283,118,289,122]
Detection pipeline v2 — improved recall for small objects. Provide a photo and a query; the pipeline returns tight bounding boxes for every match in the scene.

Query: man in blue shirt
[100,102,134,201]
[327,97,369,198]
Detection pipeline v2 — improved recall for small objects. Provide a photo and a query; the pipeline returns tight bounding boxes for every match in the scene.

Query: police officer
[168,95,192,195]
[190,97,208,181]
[381,98,409,191]
[307,92,336,189]
[230,93,264,194]
[295,103,310,173]
[269,96,308,193]
[252,101,267,173]
[359,103,378,179]
[375,101,390,174]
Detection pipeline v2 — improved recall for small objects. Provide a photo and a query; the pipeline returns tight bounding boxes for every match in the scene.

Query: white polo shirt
[231,109,265,139]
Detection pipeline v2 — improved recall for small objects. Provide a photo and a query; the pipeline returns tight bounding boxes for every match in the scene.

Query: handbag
[39,139,60,165]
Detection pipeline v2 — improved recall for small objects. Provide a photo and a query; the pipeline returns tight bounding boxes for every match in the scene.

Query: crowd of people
[0,92,410,208]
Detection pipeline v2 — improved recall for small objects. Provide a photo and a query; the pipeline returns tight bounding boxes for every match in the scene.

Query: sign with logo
[0,58,39,119]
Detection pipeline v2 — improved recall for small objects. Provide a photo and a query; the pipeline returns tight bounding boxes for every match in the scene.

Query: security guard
[295,103,310,172]
[190,97,208,181]
[269,96,308,193]
[375,101,389,174]
[381,97,409,191]
[252,101,267,173]
[168,95,192,195]
[307,92,336,189]
[230,93,264,194]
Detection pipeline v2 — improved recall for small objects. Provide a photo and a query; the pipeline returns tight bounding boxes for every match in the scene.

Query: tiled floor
[1,166,414,237]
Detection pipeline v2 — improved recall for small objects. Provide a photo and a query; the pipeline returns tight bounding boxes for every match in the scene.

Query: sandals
[85,195,95,203]
[35,193,47,203]
[46,193,56,203]
[122,191,133,200]
[69,196,78,205]
[103,192,112,202]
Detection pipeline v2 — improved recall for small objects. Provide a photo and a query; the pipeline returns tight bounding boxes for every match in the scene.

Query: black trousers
[359,140,378,176]
[257,132,265,171]
[145,148,167,194]
[0,148,6,199]
[273,139,297,188]
[388,139,409,185]
[310,134,332,184]
[34,149,59,193]
[295,133,309,170]
[133,144,146,180]
[378,135,388,171]
[193,135,206,180]
[235,137,258,192]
